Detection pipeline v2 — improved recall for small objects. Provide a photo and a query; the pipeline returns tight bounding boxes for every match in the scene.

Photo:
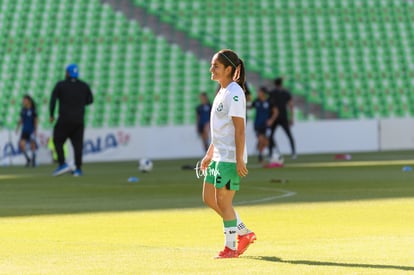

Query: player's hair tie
[220,52,237,69]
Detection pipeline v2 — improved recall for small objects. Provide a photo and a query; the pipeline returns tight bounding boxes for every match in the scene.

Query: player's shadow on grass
[246,256,414,272]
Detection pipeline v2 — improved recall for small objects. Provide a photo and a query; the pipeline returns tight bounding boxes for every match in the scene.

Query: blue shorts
[20,132,35,142]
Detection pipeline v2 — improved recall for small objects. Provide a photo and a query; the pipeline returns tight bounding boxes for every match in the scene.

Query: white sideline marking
[249,159,414,169]
[289,159,414,168]
[235,187,296,205]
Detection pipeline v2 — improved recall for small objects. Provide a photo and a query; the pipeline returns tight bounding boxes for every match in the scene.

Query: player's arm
[15,118,22,134]
[267,106,279,127]
[232,116,248,177]
[85,84,93,105]
[195,107,200,124]
[33,116,38,136]
[49,84,59,122]
[201,143,214,170]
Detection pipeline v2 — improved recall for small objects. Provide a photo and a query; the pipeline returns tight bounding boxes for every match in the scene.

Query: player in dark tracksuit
[49,64,93,176]
[268,77,296,159]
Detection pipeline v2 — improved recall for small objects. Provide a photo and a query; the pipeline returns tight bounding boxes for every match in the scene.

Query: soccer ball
[139,158,153,172]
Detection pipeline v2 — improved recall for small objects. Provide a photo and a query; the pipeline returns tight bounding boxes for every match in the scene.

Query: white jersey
[210,82,248,163]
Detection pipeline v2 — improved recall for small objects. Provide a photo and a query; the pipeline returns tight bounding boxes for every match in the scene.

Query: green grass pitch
[0,151,413,274]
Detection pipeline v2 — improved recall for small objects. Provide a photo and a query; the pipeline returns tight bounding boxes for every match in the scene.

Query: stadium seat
[2,0,413,128]
[132,0,414,119]
[0,0,219,128]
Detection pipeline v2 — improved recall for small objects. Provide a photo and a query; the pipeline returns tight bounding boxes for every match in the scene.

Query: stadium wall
[1,118,413,165]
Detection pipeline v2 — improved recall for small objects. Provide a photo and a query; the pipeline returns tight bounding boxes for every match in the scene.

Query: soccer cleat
[237,232,256,255]
[73,169,83,177]
[53,163,72,176]
[214,247,239,259]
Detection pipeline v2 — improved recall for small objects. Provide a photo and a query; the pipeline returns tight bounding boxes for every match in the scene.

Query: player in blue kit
[16,95,38,167]
[252,87,278,163]
[196,92,212,152]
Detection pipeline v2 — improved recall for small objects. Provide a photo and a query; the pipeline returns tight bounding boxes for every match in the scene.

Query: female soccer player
[201,49,256,258]
[252,87,278,163]
[196,92,211,152]
[15,95,38,167]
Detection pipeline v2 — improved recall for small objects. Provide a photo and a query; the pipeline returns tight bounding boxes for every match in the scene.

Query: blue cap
[66,64,79,78]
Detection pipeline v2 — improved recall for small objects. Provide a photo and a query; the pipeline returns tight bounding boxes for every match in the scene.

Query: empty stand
[0,0,217,129]
[132,0,414,119]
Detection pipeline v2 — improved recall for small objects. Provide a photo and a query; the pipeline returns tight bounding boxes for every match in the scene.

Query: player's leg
[267,124,276,158]
[19,136,30,166]
[203,161,249,229]
[213,162,255,258]
[69,123,85,176]
[202,179,251,238]
[29,137,37,167]
[52,121,71,176]
[202,181,223,217]
[215,187,238,258]
[216,188,256,257]
[280,119,296,158]
[254,128,259,160]
[257,130,268,163]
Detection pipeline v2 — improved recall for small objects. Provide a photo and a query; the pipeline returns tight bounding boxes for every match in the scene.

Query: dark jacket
[50,78,93,123]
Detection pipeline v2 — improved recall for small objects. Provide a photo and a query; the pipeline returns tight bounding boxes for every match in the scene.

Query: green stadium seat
[2,0,414,126]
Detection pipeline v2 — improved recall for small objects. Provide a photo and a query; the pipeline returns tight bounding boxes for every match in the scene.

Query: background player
[49,64,93,176]
[15,95,38,167]
[196,92,211,152]
[268,77,296,160]
[200,49,256,259]
[251,87,278,163]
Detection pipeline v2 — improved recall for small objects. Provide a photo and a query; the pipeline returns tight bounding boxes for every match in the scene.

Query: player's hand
[200,156,212,171]
[266,119,273,127]
[237,161,248,177]
[289,119,294,126]
[49,117,55,123]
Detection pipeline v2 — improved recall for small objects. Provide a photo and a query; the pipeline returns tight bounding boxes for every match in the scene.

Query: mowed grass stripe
[0,151,413,273]
[0,199,413,274]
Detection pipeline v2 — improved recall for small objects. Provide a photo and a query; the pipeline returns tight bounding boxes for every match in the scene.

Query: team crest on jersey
[233,96,239,102]
[216,102,223,112]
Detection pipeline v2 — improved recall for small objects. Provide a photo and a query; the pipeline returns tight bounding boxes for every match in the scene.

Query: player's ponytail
[234,58,246,92]
[217,49,246,93]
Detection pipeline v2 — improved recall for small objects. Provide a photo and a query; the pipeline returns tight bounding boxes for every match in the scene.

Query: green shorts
[205,161,241,191]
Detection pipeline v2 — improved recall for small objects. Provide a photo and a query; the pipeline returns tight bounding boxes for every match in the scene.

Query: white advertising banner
[2,117,412,165]
[379,118,414,150]
[276,119,380,154]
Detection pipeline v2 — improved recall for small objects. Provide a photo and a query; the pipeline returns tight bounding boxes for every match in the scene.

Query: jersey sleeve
[85,83,94,105]
[228,85,246,119]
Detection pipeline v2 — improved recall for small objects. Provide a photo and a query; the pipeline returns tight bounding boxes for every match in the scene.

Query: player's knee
[202,193,214,207]
[216,196,230,212]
